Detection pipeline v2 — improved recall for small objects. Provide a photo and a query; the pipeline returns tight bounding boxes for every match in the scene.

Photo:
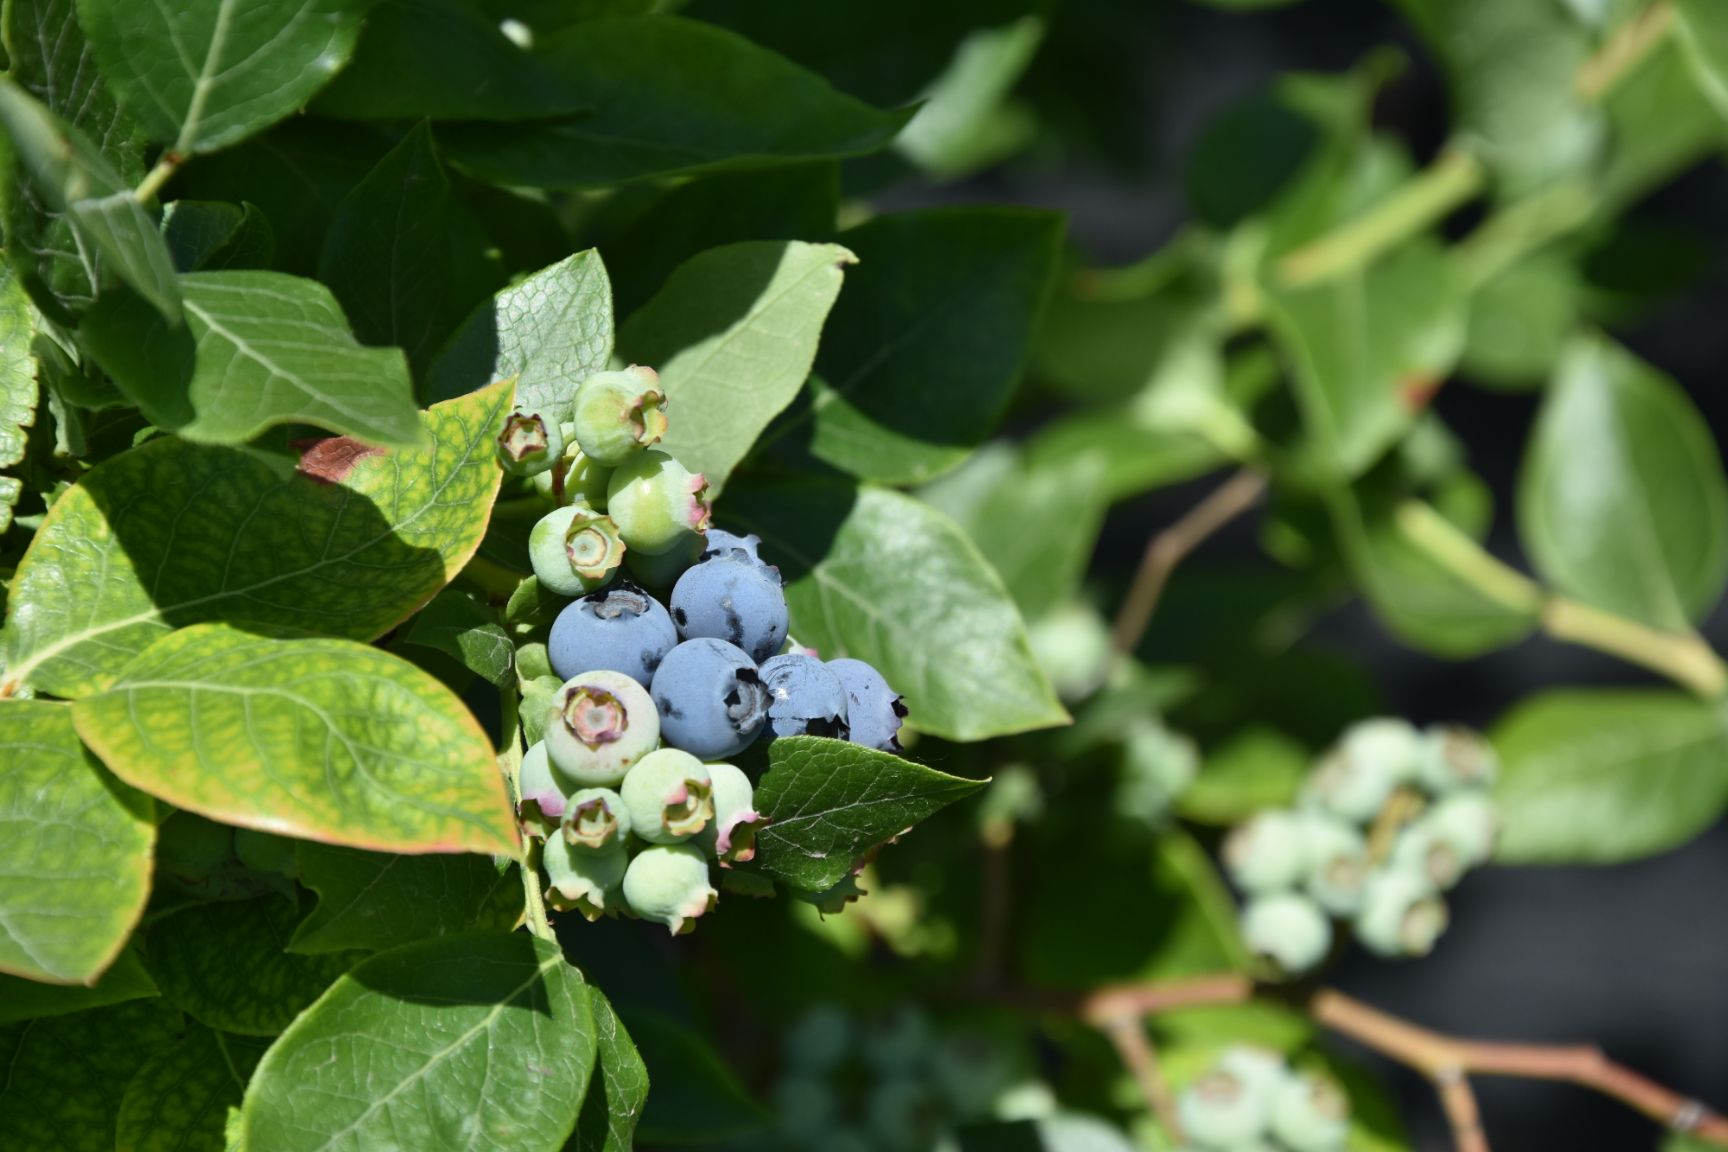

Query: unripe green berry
[1355,869,1448,957]
[620,748,714,843]
[529,437,613,509]
[497,408,564,476]
[1302,813,1369,916]
[1417,724,1498,794]
[621,842,717,934]
[695,760,765,865]
[1224,809,1311,894]
[1427,791,1497,868]
[606,450,711,556]
[234,828,298,878]
[622,530,703,592]
[1240,891,1332,977]
[1027,601,1112,704]
[564,787,630,851]
[1308,718,1422,824]
[1269,1072,1350,1152]
[544,671,660,787]
[1117,719,1198,827]
[1389,822,1464,890]
[529,504,626,597]
[517,740,568,835]
[572,366,669,466]
[542,835,626,920]
[1215,1045,1293,1103]
[1176,1068,1270,1148]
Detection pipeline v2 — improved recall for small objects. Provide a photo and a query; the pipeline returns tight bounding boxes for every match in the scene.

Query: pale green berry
[1117,719,1199,827]
[530,437,613,509]
[497,408,564,476]
[1417,724,1498,794]
[1389,822,1465,890]
[564,787,630,851]
[544,671,660,787]
[542,834,626,920]
[517,740,568,835]
[572,366,669,466]
[621,842,717,934]
[1269,1071,1350,1152]
[1302,813,1370,916]
[1176,1068,1270,1147]
[1308,718,1422,824]
[529,504,626,597]
[1026,601,1112,704]
[784,1002,852,1071]
[1355,869,1448,957]
[620,748,714,843]
[1240,891,1332,977]
[1427,791,1497,868]
[234,828,298,878]
[1215,1045,1293,1103]
[607,450,711,556]
[694,761,765,865]
[1224,809,1311,894]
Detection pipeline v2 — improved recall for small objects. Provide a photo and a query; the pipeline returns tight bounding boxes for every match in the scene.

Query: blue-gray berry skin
[701,527,763,562]
[826,658,906,753]
[758,653,850,743]
[669,552,788,663]
[651,638,770,759]
[549,582,679,688]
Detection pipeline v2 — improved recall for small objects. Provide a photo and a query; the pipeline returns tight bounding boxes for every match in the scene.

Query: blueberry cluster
[1174,1046,1351,1152]
[1224,719,1499,977]
[498,369,908,934]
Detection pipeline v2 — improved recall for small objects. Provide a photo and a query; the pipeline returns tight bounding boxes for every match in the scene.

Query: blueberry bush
[3,0,1728,1149]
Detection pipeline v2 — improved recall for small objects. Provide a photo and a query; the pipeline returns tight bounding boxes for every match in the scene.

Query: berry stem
[1576,0,1675,104]
[133,152,183,205]
[1101,1014,1185,1144]
[499,686,558,944]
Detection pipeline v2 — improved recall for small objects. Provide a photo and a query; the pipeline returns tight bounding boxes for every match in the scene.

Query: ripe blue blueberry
[549,582,679,687]
[650,638,769,759]
[758,653,850,742]
[827,658,907,753]
[702,527,764,562]
[670,552,789,663]
[529,504,625,597]
[544,670,660,787]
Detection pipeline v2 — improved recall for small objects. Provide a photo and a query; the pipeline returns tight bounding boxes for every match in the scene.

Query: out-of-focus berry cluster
[1174,1046,1352,1152]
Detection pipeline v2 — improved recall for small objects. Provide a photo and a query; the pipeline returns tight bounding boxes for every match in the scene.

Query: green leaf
[1600,39,1728,210]
[2,379,511,698]
[149,895,364,1035]
[241,934,596,1152]
[0,945,156,1023]
[76,0,367,153]
[893,15,1044,180]
[1676,0,1728,122]
[426,250,613,419]
[619,240,853,491]
[0,264,39,532]
[73,624,519,855]
[0,700,153,985]
[163,200,275,272]
[81,270,422,446]
[0,78,181,321]
[1264,239,1465,480]
[625,1007,770,1145]
[796,208,1063,485]
[439,16,913,188]
[726,481,1068,741]
[1493,689,1728,864]
[401,588,514,687]
[750,735,988,891]
[1179,727,1309,826]
[570,985,649,1152]
[1186,87,1321,229]
[0,998,183,1151]
[1458,253,1580,391]
[116,1025,269,1152]
[291,842,522,954]
[1518,336,1728,630]
[317,123,455,373]
[311,0,584,120]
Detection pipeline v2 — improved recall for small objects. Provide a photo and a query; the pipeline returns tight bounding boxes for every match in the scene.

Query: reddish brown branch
[1102,1015,1184,1142]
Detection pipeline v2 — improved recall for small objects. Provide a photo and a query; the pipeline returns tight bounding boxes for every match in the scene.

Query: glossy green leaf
[81,270,422,446]
[401,587,514,687]
[0,701,154,985]
[116,1024,269,1152]
[439,16,913,188]
[76,0,366,153]
[1518,337,1728,630]
[150,895,364,1035]
[73,625,519,855]
[426,250,613,419]
[163,200,275,272]
[0,998,183,1151]
[311,0,584,120]
[0,78,180,320]
[751,735,989,891]
[619,240,853,490]
[0,265,39,532]
[727,481,1068,741]
[1493,689,1728,864]
[1677,0,1728,121]
[241,933,595,1152]
[2,380,511,698]
[570,985,649,1152]
[291,842,522,954]
[797,208,1062,485]
[0,945,156,1024]
[626,1007,770,1145]
[317,123,455,373]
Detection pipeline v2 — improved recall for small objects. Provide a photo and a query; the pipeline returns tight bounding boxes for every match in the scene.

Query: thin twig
[1577,0,1676,103]
[133,152,183,205]
[1102,1014,1184,1143]
[1112,469,1268,655]
[1435,1068,1491,1152]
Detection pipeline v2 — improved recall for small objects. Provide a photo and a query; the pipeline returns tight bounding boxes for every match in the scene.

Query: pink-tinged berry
[607,449,712,556]
[529,504,626,597]
[517,740,568,836]
[543,670,660,787]
[622,843,717,935]
[620,748,714,844]
[572,366,669,466]
[497,408,564,476]
[696,761,766,866]
[543,834,627,920]
[564,787,630,851]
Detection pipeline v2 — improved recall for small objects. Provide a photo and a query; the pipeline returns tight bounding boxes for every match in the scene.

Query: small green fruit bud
[544,671,660,787]
[497,408,564,476]
[1355,869,1448,957]
[621,842,717,934]
[1427,791,1497,868]
[1117,719,1198,828]
[564,787,630,850]
[695,760,765,866]
[1176,1068,1271,1148]
[1307,718,1422,824]
[1389,822,1464,890]
[1269,1071,1350,1152]
[529,504,626,597]
[234,828,299,878]
[1026,601,1112,704]
[573,366,669,466]
[1302,813,1370,916]
[620,748,714,843]
[1418,724,1498,794]
[517,741,568,836]
[1216,1045,1293,1103]
[1224,809,1311,894]
[542,834,627,920]
[1240,891,1332,977]
[606,449,711,556]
